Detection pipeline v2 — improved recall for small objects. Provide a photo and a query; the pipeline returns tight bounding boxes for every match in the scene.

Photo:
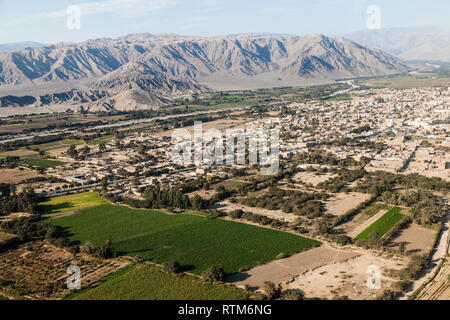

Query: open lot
[293,172,336,186]
[285,250,408,300]
[0,168,41,184]
[38,192,108,215]
[325,192,372,216]
[50,203,320,274]
[390,224,436,255]
[227,246,358,290]
[72,264,249,300]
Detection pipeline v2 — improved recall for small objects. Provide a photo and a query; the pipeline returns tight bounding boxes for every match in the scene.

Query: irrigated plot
[356,207,404,241]
[50,204,320,274]
[72,265,249,300]
[38,192,108,215]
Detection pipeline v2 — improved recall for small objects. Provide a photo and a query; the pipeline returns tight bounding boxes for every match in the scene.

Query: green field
[20,158,65,169]
[39,192,108,215]
[71,265,248,300]
[356,207,404,241]
[363,203,389,217]
[51,203,320,274]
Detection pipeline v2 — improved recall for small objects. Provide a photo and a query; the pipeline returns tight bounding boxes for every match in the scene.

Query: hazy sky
[0,0,449,44]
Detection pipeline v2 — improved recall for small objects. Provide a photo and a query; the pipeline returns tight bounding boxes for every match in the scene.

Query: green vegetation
[363,203,389,217]
[72,265,249,300]
[38,192,108,215]
[20,158,65,169]
[356,207,404,241]
[50,203,320,274]
[325,94,351,101]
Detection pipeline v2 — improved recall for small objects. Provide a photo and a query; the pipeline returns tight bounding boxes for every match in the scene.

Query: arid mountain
[0,41,44,53]
[344,27,450,62]
[0,34,409,112]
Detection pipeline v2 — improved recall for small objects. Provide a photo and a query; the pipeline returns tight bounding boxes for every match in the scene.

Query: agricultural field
[38,192,108,215]
[362,203,389,217]
[50,203,320,274]
[72,265,249,300]
[0,241,125,299]
[20,158,65,169]
[356,207,404,241]
[0,168,41,184]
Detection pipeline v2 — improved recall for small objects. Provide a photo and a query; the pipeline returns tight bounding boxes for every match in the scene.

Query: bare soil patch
[294,172,336,186]
[227,246,358,289]
[285,250,408,300]
[325,192,371,216]
[214,199,298,223]
[0,168,41,184]
[391,224,436,255]
[0,241,129,300]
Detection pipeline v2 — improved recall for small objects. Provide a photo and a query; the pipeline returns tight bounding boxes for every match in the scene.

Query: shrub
[202,265,225,283]
[163,261,180,274]
[262,281,281,300]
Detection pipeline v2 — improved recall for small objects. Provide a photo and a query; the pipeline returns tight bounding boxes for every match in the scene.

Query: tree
[262,281,281,300]
[162,261,180,274]
[282,289,304,300]
[98,142,107,153]
[101,177,109,192]
[201,265,225,283]
[81,145,91,156]
[67,145,78,159]
[80,241,95,254]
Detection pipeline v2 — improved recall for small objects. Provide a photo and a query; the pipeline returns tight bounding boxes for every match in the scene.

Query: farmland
[72,265,249,300]
[50,203,320,274]
[356,207,404,241]
[20,158,65,169]
[38,192,108,215]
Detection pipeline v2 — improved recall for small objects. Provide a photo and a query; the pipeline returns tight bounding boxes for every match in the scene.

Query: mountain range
[0,42,45,53]
[0,34,410,113]
[344,27,450,62]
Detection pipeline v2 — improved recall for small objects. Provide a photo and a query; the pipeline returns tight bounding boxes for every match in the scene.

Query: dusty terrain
[227,246,358,289]
[390,224,436,255]
[325,192,372,216]
[293,172,336,186]
[0,241,129,300]
[285,250,408,300]
[416,259,450,300]
[0,168,41,184]
[215,199,298,223]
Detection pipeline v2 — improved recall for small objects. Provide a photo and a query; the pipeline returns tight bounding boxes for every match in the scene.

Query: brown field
[214,199,298,223]
[154,117,248,138]
[325,192,372,216]
[391,224,436,255]
[417,259,450,300]
[0,241,129,300]
[0,232,18,248]
[285,249,408,300]
[294,172,336,186]
[227,246,358,290]
[0,168,41,184]
[0,149,38,159]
